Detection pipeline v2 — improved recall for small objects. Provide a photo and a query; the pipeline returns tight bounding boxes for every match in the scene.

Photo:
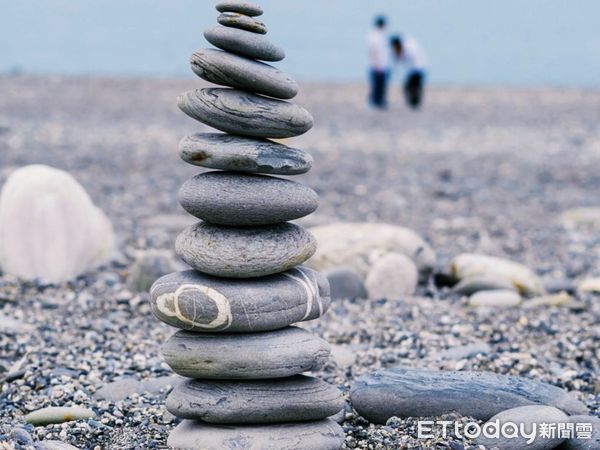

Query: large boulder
[307,223,436,278]
[0,165,115,283]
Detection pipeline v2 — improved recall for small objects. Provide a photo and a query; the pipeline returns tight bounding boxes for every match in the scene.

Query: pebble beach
[0,74,599,449]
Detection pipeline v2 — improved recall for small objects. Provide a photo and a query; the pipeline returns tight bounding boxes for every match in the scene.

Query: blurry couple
[368,15,428,110]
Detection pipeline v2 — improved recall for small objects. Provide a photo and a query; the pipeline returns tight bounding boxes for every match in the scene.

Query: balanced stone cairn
[149,2,345,449]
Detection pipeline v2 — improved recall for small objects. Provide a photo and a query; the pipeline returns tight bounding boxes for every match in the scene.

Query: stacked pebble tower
[149,2,346,449]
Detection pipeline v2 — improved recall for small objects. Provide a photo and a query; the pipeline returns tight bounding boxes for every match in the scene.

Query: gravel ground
[0,75,599,449]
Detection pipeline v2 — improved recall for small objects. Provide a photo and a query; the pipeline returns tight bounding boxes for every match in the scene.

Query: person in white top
[391,34,429,109]
[367,16,390,109]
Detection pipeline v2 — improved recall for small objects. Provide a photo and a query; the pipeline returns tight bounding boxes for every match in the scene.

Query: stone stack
[149,2,345,449]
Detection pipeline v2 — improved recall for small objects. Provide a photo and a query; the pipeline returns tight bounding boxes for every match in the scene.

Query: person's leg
[380,70,389,109]
[404,71,422,109]
[412,72,425,108]
[369,70,378,106]
[372,71,385,108]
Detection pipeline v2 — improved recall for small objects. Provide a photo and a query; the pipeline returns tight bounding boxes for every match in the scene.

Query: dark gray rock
[175,222,317,278]
[325,266,367,300]
[166,375,344,424]
[179,133,313,175]
[190,49,297,99]
[167,419,345,450]
[178,171,318,226]
[162,326,330,378]
[349,367,588,423]
[204,26,284,62]
[476,405,567,450]
[150,268,330,332]
[216,1,263,17]
[218,12,267,34]
[559,415,600,450]
[177,88,313,138]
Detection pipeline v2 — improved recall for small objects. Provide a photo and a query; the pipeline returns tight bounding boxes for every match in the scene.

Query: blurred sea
[1,0,599,86]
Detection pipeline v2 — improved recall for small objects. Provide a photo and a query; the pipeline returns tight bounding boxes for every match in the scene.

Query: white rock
[0,165,114,283]
[561,207,600,230]
[365,252,418,299]
[577,278,600,293]
[308,222,436,277]
[469,289,522,307]
[451,253,544,297]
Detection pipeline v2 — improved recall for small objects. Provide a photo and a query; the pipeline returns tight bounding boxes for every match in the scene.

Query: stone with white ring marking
[149,267,330,332]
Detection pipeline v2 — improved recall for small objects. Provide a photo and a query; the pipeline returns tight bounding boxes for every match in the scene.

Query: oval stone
[179,133,313,175]
[215,1,263,17]
[166,375,344,424]
[177,88,313,138]
[204,26,284,62]
[167,419,345,450]
[178,171,318,226]
[218,12,267,34]
[190,49,297,99]
[162,327,331,378]
[175,222,317,278]
[150,267,330,332]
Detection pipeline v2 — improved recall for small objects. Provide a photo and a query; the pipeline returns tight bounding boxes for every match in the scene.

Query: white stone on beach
[469,289,522,307]
[561,207,600,230]
[24,406,96,426]
[365,252,418,299]
[0,165,115,283]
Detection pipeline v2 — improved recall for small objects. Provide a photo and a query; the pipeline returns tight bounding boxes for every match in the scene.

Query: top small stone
[216,1,263,17]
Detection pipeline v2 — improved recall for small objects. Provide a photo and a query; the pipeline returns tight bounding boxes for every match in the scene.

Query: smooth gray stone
[204,26,284,62]
[191,49,297,99]
[179,133,313,175]
[218,12,267,34]
[216,1,263,17]
[175,222,317,278]
[36,441,81,450]
[178,171,318,226]
[162,326,331,378]
[167,419,345,450]
[150,267,330,332]
[451,275,517,296]
[349,367,588,423]
[24,407,96,426]
[178,88,313,139]
[559,415,600,450]
[166,375,344,424]
[476,405,567,450]
[325,267,368,300]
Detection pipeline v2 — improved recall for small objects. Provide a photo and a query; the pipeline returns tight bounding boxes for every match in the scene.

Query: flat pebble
[325,266,368,300]
[217,12,267,34]
[178,88,313,138]
[162,326,330,378]
[216,1,263,17]
[469,289,522,307]
[452,275,517,296]
[349,367,588,423]
[24,406,96,426]
[204,26,284,61]
[179,133,313,175]
[178,171,318,226]
[175,221,317,278]
[167,419,345,450]
[166,375,344,424]
[190,49,297,99]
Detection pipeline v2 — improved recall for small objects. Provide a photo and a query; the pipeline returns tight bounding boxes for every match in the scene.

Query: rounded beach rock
[179,133,313,175]
[190,49,297,99]
[365,252,418,299]
[204,26,284,62]
[175,222,317,278]
[216,1,263,17]
[560,415,600,450]
[162,326,331,378]
[167,419,345,450]
[150,267,330,332]
[469,289,522,307]
[349,367,588,423]
[178,171,318,226]
[218,12,267,35]
[166,375,344,424]
[24,407,96,427]
[178,88,313,139]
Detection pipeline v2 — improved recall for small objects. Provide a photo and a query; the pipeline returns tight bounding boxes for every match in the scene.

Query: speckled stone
[175,222,317,278]
[177,88,313,138]
[216,1,263,17]
[190,49,297,99]
[166,375,344,424]
[350,367,588,423]
[178,171,318,226]
[167,419,345,450]
[204,26,284,62]
[218,12,267,34]
[179,133,313,175]
[162,326,331,378]
[150,268,330,332]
